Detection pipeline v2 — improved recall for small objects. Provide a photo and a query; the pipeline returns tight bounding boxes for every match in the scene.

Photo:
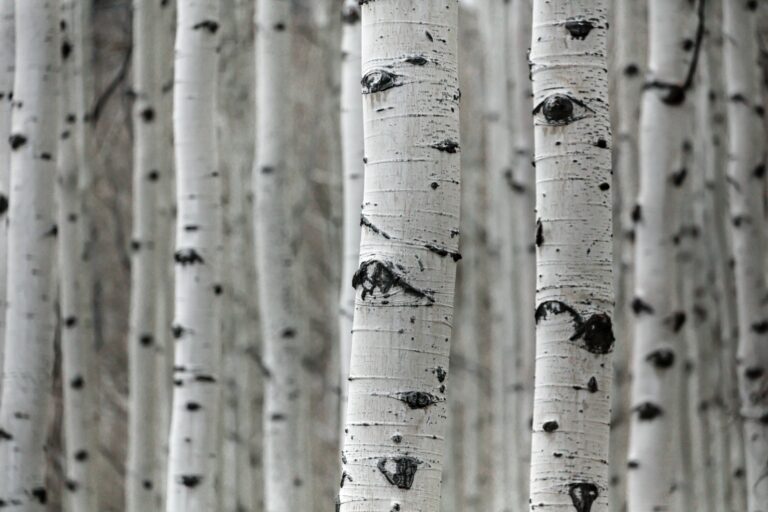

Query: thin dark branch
[88,46,132,123]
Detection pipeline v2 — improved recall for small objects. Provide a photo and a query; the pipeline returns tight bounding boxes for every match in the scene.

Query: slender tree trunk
[528,1,613,511]
[127,0,162,508]
[0,0,13,386]
[165,0,222,509]
[58,1,97,510]
[0,0,59,508]
[722,1,768,508]
[627,1,697,510]
[338,1,462,510]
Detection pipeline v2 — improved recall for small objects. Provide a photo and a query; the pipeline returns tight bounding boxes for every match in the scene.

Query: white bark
[339,0,364,438]
[58,1,97,510]
[254,1,312,510]
[127,0,162,508]
[722,1,768,509]
[0,0,13,385]
[338,1,461,511]
[627,1,697,510]
[529,1,613,511]
[0,0,59,508]
[165,0,222,509]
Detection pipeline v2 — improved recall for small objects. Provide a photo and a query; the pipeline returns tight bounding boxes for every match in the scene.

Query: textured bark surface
[529,1,613,511]
[0,0,59,509]
[338,2,461,511]
[165,0,222,509]
[0,0,13,387]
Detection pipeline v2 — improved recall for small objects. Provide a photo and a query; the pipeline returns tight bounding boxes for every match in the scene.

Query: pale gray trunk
[0,0,13,386]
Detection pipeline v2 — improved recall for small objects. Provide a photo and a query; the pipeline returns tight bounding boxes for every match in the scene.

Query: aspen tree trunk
[627,1,698,509]
[528,1,613,511]
[0,0,13,382]
[338,0,364,435]
[58,1,97,509]
[165,0,222,509]
[0,0,59,508]
[127,0,162,508]
[722,1,768,508]
[338,1,461,511]
[254,1,312,510]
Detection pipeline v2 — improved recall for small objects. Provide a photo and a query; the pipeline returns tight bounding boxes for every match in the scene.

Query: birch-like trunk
[722,1,768,508]
[338,1,461,510]
[627,1,697,510]
[0,0,59,508]
[127,0,162,508]
[165,0,221,509]
[338,0,364,436]
[58,1,97,509]
[528,1,613,511]
[0,0,13,383]
[254,1,312,510]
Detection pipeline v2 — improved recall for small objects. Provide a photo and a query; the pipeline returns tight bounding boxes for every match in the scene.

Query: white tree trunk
[338,0,364,439]
[0,0,13,386]
[58,1,97,510]
[127,0,162,508]
[722,1,768,508]
[528,1,613,511]
[165,0,222,509]
[0,0,59,508]
[338,1,461,511]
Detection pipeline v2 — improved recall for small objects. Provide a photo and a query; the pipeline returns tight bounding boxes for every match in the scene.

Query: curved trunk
[0,0,59,508]
[338,2,461,511]
[126,0,162,508]
[0,0,13,384]
[528,1,613,511]
[165,0,221,509]
[722,0,768,508]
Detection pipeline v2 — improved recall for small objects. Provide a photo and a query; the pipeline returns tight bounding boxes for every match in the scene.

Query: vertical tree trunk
[58,1,97,510]
[254,1,312,510]
[0,0,13,385]
[722,0,768,508]
[528,1,613,512]
[338,1,462,511]
[0,0,59,508]
[127,0,161,508]
[165,0,221,509]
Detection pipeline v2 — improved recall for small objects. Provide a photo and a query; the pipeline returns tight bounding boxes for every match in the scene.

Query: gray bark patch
[377,456,421,490]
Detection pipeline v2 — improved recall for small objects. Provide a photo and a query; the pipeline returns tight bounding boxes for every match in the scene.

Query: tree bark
[0,0,60,508]
[0,0,13,389]
[528,1,613,511]
[165,0,222,509]
[338,1,462,511]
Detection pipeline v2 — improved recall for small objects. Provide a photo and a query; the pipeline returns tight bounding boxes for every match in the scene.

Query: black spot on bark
[596,138,607,149]
[70,375,84,389]
[682,38,694,51]
[45,224,58,237]
[175,248,205,265]
[31,488,47,504]
[634,402,663,420]
[140,334,153,347]
[186,402,201,411]
[569,483,598,512]
[142,480,153,490]
[64,316,77,328]
[542,421,559,433]
[194,374,216,383]
[425,31,433,42]
[9,134,27,150]
[535,219,544,246]
[361,70,400,94]
[147,170,159,181]
[0,429,12,440]
[396,391,440,409]
[431,139,460,153]
[40,152,52,161]
[624,64,639,76]
[341,5,360,24]
[564,18,594,40]
[570,314,615,354]
[745,367,764,380]
[273,22,286,31]
[404,55,428,66]
[436,367,447,383]
[360,214,391,239]
[74,450,88,461]
[179,475,202,487]
[752,321,768,334]
[192,20,219,33]
[281,328,296,338]
[140,108,155,122]
[647,349,675,369]
[65,113,76,124]
[352,260,435,303]
[631,204,642,223]
[631,297,654,315]
[61,41,73,59]
[377,456,420,490]
[536,94,574,124]
[391,433,402,443]
[670,168,687,186]
[666,311,686,332]
[65,480,79,492]
[0,194,7,215]
[747,0,758,10]
[424,243,461,261]
[628,460,639,469]
[271,413,286,421]
[753,164,766,178]
[599,182,610,191]
[172,324,185,339]
[260,166,274,174]
[587,377,598,393]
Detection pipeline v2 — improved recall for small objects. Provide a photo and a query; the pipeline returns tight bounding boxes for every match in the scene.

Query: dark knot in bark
[377,456,421,490]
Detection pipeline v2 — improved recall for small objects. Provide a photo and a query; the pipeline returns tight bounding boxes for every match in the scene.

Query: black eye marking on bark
[564,18,595,40]
[424,243,462,262]
[395,391,440,409]
[71,375,84,389]
[598,182,610,191]
[40,152,52,161]
[139,334,154,347]
[747,0,758,10]
[260,166,274,174]
[627,460,640,469]
[0,428,12,440]
[9,134,27,150]
[213,284,223,295]
[271,413,286,421]
[0,194,7,216]
[631,297,654,315]
[587,377,598,393]
[745,367,764,380]
[436,367,447,383]
[624,64,640,76]
[62,41,73,60]
[186,402,201,411]
[569,314,615,355]
[431,139,460,153]
[542,421,559,432]
[74,450,88,461]
[360,214,391,239]
[377,456,421,490]
[340,471,353,488]
[634,402,663,420]
[342,5,360,24]
[142,480,153,490]
[281,328,296,338]
[148,170,160,181]
[273,22,286,31]
[670,168,687,186]
[404,55,428,66]
[535,219,544,246]
[425,30,433,42]
[752,321,768,334]
[631,204,642,223]
[665,311,686,332]
[533,94,593,126]
[754,164,766,178]
[64,316,77,328]
[140,108,155,122]
[45,224,58,237]
[194,374,216,383]
[174,248,205,265]
[595,138,607,149]
[391,433,402,443]
[65,480,79,492]
[179,475,202,488]
[361,70,401,94]
[353,260,435,303]
[535,300,580,325]
[171,324,185,339]
[192,20,219,33]
[646,349,675,369]
[569,482,599,512]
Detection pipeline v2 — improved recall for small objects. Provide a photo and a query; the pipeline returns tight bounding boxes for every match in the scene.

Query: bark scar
[352,260,435,303]
[377,456,421,489]
[535,301,614,354]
